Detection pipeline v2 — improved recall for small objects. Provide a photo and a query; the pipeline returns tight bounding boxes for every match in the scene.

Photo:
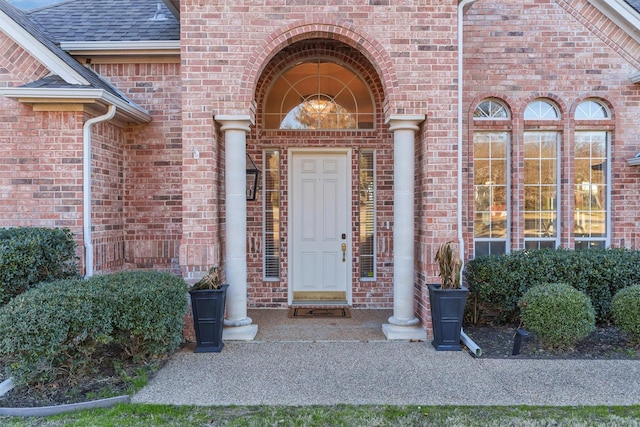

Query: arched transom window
[263,60,374,130]
[474,99,510,119]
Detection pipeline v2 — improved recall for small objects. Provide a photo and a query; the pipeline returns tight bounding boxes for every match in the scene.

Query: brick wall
[90,118,127,273]
[3,0,640,335]
[92,62,184,274]
[1,32,87,262]
[462,0,640,256]
[179,1,462,310]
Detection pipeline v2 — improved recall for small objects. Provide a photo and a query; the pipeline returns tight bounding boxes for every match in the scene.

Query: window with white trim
[263,150,280,279]
[473,99,510,257]
[359,150,376,279]
[574,99,610,250]
[523,99,561,250]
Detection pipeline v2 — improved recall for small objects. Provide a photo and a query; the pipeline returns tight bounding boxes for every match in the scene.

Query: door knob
[341,243,347,262]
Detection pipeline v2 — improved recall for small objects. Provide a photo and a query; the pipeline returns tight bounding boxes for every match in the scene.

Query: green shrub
[0,280,113,385]
[0,271,187,386]
[611,285,640,341]
[519,283,596,348]
[0,227,80,305]
[90,271,188,359]
[465,248,640,323]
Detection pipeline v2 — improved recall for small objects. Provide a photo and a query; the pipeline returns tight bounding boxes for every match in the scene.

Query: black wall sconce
[246,153,260,201]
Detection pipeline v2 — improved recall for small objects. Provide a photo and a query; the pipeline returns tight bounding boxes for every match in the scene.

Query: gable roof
[25,0,179,43]
[0,0,150,122]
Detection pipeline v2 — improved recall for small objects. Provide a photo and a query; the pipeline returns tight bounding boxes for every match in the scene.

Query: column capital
[215,115,254,132]
[385,114,425,132]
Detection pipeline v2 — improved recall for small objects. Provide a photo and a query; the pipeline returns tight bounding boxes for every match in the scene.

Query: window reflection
[264,61,374,130]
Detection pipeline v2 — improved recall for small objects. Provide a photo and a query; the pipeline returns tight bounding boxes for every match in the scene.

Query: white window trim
[522,131,562,250]
[263,149,281,281]
[359,149,377,281]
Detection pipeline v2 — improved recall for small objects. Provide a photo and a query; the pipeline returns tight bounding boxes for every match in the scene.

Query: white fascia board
[0,10,89,86]
[0,87,151,123]
[60,40,180,55]
[588,0,640,44]
[628,153,640,166]
[162,0,179,18]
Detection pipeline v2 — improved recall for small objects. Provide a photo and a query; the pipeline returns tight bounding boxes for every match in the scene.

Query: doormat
[288,307,351,318]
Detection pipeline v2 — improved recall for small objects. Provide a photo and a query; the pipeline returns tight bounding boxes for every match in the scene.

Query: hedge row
[0,227,80,305]
[0,271,187,386]
[465,248,640,323]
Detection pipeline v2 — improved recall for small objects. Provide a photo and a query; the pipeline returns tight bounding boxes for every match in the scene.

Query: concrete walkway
[132,309,640,407]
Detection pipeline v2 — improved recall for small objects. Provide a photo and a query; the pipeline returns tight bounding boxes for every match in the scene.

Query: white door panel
[290,151,349,302]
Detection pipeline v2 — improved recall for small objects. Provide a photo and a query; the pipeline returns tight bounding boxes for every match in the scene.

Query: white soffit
[0,87,151,123]
[0,9,89,86]
[60,40,180,56]
[588,0,640,44]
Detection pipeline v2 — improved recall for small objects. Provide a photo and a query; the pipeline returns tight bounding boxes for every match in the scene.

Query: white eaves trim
[0,9,89,86]
[60,40,180,55]
[0,87,151,123]
[628,152,640,166]
[162,0,179,18]
[589,0,640,44]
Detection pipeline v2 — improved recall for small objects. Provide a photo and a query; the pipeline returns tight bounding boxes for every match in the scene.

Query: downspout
[83,104,116,278]
[457,0,479,272]
[458,0,483,357]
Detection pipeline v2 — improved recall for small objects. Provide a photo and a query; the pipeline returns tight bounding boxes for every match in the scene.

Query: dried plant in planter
[434,241,462,289]
[191,266,222,290]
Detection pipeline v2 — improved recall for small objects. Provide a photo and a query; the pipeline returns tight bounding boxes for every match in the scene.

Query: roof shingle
[26,0,179,42]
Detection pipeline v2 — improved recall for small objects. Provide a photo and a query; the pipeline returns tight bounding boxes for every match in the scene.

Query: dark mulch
[0,350,166,409]
[463,323,640,359]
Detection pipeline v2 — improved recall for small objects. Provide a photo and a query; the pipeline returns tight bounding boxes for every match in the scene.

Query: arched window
[472,99,511,257]
[474,99,510,119]
[574,99,611,250]
[575,99,609,120]
[523,99,561,250]
[263,61,374,130]
[524,99,560,120]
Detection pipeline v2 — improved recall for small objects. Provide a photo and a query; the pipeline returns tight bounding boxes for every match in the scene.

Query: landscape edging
[0,395,130,417]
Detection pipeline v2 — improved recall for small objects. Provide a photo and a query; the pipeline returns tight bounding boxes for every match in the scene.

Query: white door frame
[287,147,352,306]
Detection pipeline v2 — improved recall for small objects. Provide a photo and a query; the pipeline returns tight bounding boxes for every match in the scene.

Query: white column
[215,115,258,341]
[382,115,428,341]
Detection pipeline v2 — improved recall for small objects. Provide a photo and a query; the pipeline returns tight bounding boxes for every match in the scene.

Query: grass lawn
[2,404,640,426]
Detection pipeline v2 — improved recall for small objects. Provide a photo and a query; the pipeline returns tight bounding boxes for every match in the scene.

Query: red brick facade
[2,0,639,337]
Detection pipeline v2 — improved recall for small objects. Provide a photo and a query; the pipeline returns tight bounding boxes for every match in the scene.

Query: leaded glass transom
[264,61,374,130]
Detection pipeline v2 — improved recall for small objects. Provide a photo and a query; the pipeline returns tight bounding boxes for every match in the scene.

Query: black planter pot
[428,284,468,351]
[188,284,229,353]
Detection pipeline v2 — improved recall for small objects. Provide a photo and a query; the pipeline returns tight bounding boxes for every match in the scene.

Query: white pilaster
[382,115,428,341]
[215,115,258,341]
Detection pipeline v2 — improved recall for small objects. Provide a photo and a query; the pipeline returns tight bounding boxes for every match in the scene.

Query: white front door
[290,150,350,304]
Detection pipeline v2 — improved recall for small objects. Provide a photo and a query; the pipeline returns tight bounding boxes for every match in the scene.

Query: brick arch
[240,20,399,118]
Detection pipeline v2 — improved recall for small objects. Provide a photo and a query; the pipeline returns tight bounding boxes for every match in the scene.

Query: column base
[382,323,427,341]
[223,324,258,341]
